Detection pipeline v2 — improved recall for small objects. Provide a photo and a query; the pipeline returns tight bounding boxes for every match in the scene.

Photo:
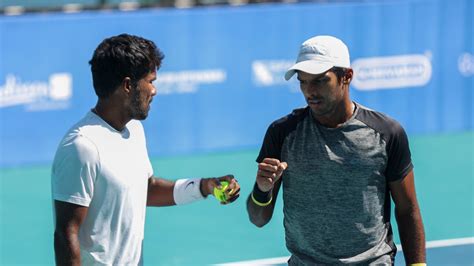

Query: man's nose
[307,82,322,92]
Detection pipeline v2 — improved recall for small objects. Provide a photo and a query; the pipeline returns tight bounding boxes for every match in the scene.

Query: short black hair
[89,33,164,98]
[330,67,348,83]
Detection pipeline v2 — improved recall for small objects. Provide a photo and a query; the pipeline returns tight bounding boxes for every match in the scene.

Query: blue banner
[0,0,472,166]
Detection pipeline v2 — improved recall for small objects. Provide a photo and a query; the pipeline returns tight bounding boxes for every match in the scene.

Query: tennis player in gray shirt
[246,35,426,265]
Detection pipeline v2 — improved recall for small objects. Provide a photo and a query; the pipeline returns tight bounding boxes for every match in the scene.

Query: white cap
[285,35,350,80]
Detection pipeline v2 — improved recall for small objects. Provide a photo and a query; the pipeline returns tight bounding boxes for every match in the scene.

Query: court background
[1,0,473,264]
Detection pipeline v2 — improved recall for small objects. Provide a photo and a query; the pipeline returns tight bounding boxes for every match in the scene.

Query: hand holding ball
[213,181,231,202]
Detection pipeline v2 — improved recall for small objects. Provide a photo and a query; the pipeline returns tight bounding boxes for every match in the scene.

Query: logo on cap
[301,44,328,56]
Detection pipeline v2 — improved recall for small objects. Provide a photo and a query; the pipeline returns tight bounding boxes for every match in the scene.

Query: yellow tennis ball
[213,181,230,202]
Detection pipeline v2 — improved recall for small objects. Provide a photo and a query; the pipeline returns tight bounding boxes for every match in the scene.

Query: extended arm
[54,200,88,266]
[389,170,426,264]
[146,177,176,206]
[147,175,240,207]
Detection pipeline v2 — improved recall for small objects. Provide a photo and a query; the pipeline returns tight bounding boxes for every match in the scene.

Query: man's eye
[313,78,327,84]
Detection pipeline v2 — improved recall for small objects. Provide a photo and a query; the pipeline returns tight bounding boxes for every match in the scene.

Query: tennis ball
[213,181,230,202]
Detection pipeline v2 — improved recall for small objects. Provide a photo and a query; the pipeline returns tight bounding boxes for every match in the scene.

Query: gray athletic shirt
[256,102,413,265]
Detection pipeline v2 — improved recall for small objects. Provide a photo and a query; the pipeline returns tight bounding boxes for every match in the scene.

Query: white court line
[397,236,474,250]
[215,237,474,266]
[214,256,290,266]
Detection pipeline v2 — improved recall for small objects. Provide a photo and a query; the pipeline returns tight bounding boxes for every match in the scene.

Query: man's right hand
[256,158,288,192]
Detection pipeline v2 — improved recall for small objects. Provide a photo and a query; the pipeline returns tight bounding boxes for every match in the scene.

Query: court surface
[0,132,473,265]
[217,238,474,265]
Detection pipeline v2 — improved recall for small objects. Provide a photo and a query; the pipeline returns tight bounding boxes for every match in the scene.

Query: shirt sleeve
[51,134,99,207]
[256,123,283,163]
[136,120,154,178]
[385,122,413,182]
[145,157,153,178]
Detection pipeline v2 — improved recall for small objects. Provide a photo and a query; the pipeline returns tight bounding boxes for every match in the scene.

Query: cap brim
[284,61,334,81]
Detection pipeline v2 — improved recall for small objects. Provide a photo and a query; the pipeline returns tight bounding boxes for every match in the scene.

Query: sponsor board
[352,54,432,91]
[155,69,226,95]
[458,52,474,77]
[252,60,293,86]
[0,73,73,111]
[251,60,299,92]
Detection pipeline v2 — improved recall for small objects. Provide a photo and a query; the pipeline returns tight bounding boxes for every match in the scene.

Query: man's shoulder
[53,129,100,172]
[270,106,309,128]
[57,112,103,152]
[67,111,102,133]
[58,129,99,158]
[355,103,406,139]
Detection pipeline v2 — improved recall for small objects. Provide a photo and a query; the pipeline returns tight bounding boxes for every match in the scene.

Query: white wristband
[173,178,205,205]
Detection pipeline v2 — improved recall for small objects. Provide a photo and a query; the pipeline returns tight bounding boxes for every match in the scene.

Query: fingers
[256,158,288,192]
[221,188,241,205]
[262,158,281,165]
[257,162,279,180]
[210,174,235,189]
[278,162,288,171]
[215,175,240,205]
[258,159,288,179]
[259,158,281,177]
[218,174,235,185]
[224,176,239,195]
[276,162,288,176]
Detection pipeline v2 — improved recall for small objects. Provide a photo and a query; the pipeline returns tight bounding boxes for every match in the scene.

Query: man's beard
[130,86,148,120]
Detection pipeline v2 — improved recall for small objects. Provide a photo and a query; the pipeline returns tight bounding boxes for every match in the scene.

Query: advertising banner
[0,0,472,166]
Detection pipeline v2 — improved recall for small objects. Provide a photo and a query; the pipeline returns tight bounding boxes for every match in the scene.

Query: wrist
[173,178,205,205]
[252,183,272,205]
[256,182,272,193]
[199,178,211,197]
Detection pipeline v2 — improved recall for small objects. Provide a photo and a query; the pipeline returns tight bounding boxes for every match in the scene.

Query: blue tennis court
[1,132,473,265]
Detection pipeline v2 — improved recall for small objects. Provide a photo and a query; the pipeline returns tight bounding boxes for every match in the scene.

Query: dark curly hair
[89,34,164,98]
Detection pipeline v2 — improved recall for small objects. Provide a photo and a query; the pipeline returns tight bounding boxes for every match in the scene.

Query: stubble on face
[129,85,148,120]
[298,70,348,125]
[129,71,156,121]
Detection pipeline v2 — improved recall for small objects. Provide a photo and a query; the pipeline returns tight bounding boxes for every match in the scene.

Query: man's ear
[122,77,132,94]
[343,68,353,84]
